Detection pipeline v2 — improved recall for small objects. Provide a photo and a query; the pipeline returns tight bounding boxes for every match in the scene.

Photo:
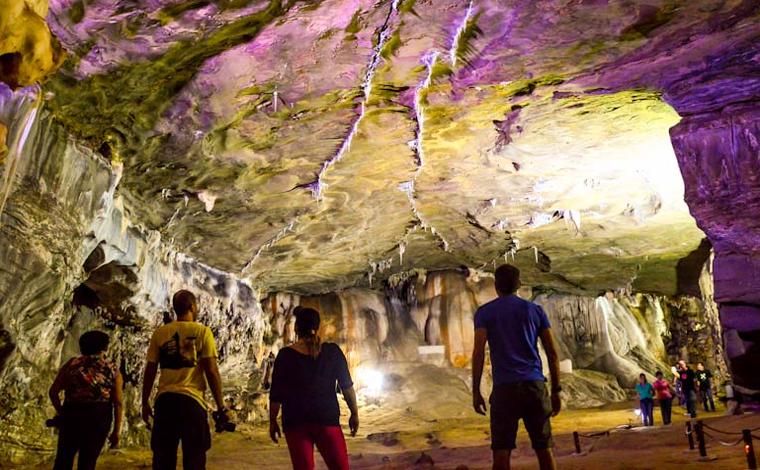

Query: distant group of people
[48,264,720,470]
[635,360,717,427]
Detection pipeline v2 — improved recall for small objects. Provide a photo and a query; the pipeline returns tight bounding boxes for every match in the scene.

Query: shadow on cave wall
[72,243,145,328]
[676,238,711,297]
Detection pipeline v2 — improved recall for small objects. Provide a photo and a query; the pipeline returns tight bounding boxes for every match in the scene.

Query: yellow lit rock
[0,0,61,88]
[0,121,6,165]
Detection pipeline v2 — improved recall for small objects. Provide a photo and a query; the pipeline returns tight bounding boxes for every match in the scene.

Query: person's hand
[551,390,562,417]
[349,413,359,437]
[473,391,487,415]
[108,431,120,449]
[269,421,282,443]
[141,403,153,430]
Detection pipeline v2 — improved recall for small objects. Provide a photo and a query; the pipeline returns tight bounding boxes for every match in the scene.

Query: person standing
[696,363,716,412]
[269,307,359,470]
[635,373,655,426]
[673,365,685,408]
[142,290,227,470]
[652,370,674,425]
[49,330,124,470]
[472,265,562,470]
[678,360,697,418]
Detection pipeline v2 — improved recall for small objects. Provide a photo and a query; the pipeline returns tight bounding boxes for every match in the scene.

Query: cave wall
[0,86,266,464]
[671,99,760,394]
[263,268,725,394]
[0,85,737,464]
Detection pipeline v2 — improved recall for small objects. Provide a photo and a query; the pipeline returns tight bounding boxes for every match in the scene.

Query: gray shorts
[489,380,553,450]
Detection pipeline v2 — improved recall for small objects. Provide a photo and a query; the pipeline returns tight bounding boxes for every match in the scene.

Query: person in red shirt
[49,331,124,470]
[653,370,674,425]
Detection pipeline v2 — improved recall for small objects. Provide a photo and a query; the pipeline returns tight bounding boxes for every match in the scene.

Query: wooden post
[744,429,757,470]
[686,421,695,450]
[573,431,581,454]
[695,420,707,458]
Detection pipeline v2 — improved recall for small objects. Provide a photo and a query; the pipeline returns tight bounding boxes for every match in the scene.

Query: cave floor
[35,403,760,469]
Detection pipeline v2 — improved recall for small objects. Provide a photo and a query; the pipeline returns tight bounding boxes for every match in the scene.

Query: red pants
[284,424,349,470]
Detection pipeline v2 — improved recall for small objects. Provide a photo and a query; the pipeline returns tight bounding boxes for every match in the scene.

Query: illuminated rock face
[0,91,264,464]
[671,103,760,392]
[33,0,760,293]
[0,0,759,463]
[263,270,725,390]
[0,0,60,88]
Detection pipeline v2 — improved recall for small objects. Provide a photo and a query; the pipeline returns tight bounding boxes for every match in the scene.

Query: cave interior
[0,0,759,467]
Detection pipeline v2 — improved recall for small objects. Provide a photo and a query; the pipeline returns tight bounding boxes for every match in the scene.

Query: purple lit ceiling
[13,0,760,292]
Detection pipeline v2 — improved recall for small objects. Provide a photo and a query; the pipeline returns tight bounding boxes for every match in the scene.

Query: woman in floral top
[49,330,123,470]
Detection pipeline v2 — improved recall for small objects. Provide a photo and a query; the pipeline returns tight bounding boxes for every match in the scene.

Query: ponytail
[305,331,321,359]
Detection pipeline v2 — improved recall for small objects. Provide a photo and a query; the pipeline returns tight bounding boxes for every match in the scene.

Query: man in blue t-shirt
[472,265,561,470]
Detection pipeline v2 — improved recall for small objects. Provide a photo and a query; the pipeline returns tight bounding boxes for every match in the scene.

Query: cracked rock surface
[1,0,759,464]
[35,0,760,293]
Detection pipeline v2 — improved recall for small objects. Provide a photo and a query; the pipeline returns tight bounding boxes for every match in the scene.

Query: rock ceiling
[9,0,760,293]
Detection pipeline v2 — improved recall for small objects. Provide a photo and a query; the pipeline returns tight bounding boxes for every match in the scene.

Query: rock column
[670,102,760,393]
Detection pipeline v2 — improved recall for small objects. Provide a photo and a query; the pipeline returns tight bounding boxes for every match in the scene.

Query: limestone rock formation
[0,0,758,465]
[38,0,757,293]
[263,269,724,402]
[0,0,61,88]
[0,88,264,463]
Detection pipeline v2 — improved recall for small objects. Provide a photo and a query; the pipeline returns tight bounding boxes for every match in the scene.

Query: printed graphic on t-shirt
[158,331,198,369]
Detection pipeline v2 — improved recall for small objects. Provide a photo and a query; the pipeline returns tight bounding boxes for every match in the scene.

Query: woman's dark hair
[294,306,321,358]
[655,370,663,377]
[79,330,110,355]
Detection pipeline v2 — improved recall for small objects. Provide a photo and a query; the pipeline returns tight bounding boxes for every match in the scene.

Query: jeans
[659,397,672,425]
[685,390,697,418]
[701,387,716,412]
[53,402,112,470]
[151,393,211,470]
[639,398,654,426]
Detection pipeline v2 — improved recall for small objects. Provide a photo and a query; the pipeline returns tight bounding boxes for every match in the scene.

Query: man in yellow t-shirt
[141,290,226,470]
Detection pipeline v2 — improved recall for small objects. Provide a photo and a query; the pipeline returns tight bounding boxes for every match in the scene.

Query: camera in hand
[46,415,62,428]
[212,409,235,433]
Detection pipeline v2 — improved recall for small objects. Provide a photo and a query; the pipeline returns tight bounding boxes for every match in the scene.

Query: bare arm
[269,401,282,443]
[49,367,66,415]
[141,361,158,427]
[200,357,224,411]
[539,328,562,416]
[342,386,359,436]
[472,328,488,415]
[110,372,124,447]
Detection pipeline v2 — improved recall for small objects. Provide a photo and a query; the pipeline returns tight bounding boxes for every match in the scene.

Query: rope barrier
[702,423,744,436]
[687,420,758,468]
[578,430,610,439]
[573,426,620,454]
[702,423,760,434]
[702,430,745,447]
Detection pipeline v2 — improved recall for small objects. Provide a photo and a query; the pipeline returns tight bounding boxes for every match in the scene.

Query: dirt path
[34,404,757,469]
